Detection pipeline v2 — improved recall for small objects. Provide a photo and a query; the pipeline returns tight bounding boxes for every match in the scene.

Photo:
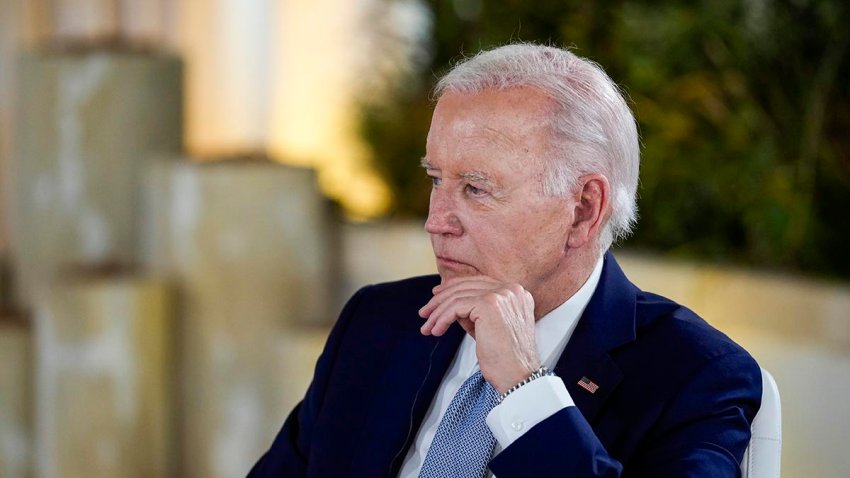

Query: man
[250,43,761,477]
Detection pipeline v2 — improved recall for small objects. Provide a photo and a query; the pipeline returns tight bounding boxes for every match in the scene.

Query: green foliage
[358,0,850,279]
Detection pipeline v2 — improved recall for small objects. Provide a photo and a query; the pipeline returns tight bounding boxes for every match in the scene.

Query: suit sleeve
[488,351,761,478]
[247,286,371,477]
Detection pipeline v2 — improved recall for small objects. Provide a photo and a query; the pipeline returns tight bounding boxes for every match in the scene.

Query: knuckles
[429,280,535,327]
[476,283,532,310]
[483,292,502,306]
[506,283,525,296]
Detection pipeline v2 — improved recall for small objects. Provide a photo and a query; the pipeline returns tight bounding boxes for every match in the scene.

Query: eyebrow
[420,158,495,185]
[459,171,493,185]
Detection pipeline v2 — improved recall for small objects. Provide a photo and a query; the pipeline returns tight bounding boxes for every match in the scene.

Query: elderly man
[250,44,761,477]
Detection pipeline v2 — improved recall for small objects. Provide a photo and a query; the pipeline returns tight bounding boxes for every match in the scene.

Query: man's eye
[429,176,442,187]
[465,184,486,196]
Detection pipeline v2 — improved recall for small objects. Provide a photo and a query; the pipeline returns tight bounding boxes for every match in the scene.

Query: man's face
[423,87,576,299]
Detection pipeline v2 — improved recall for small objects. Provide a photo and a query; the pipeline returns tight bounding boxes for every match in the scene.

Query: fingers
[419,276,540,393]
[419,277,532,337]
[433,275,502,295]
[419,276,504,336]
[419,279,495,318]
[420,293,482,336]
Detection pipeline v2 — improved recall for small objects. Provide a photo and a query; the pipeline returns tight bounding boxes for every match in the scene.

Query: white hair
[434,43,640,251]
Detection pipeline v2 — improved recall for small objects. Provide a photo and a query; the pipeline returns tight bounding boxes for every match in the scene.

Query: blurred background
[0,0,848,477]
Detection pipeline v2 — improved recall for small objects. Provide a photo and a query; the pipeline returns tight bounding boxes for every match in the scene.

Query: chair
[741,368,782,478]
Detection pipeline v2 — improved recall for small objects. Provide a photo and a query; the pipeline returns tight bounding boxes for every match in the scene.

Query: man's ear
[566,174,610,249]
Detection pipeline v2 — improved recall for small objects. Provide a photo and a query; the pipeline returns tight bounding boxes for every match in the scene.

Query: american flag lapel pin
[578,376,600,394]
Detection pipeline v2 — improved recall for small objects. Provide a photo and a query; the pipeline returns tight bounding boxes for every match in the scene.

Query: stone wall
[0,312,32,478]
[10,51,182,306]
[142,158,335,477]
[33,275,173,478]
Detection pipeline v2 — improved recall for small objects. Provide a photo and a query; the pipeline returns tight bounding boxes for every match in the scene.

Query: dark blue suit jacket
[249,253,762,477]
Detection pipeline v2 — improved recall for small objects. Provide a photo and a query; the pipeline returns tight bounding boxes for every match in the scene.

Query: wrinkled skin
[420,87,610,393]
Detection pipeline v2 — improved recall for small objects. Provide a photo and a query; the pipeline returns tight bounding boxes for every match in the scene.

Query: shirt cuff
[485,375,574,449]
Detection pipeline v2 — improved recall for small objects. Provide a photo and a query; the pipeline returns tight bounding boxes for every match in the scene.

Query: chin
[437,266,482,283]
[436,268,458,282]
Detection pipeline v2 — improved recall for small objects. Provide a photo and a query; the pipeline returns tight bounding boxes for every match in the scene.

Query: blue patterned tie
[419,370,500,478]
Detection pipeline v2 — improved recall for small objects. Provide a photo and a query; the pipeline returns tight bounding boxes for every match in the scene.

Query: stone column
[33,272,173,478]
[10,50,182,307]
[0,312,33,478]
[274,328,330,415]
[142,157,336,477]
[340,220,436,304]
[50,0,119,44]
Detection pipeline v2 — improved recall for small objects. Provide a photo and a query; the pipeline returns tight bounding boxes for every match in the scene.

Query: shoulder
[632,289,755,369]
[313,274,443,392]
[598,253,757,374]
[613,287,762,421]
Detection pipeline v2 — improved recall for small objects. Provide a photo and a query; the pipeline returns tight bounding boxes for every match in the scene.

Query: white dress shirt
[398,256,604,477]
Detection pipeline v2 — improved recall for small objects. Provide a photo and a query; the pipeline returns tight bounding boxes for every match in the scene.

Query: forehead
[425,88,554,176]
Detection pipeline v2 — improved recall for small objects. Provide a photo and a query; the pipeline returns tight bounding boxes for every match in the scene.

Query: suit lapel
[554,252,637,423]
[348,316,465,476]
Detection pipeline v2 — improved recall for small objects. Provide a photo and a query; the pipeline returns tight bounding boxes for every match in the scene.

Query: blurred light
[181,0,392,219]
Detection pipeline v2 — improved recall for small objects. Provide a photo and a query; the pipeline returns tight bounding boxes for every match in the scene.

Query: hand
[419,276,541,394]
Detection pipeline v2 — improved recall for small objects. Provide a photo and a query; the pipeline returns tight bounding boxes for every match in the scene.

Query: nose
[424,188,463,236]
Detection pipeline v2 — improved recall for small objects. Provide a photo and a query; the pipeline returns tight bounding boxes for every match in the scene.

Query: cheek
[517,207,570,254]
[539,214,570,242]
[476,218,532,264]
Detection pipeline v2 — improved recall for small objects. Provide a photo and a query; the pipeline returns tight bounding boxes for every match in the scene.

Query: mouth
[435,255,478,273]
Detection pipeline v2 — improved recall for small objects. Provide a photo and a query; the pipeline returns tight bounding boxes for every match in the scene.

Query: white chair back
[741,368,781,478]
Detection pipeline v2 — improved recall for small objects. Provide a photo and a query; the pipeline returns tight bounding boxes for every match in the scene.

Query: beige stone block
[49,0,118,43]
[46,0,168,45]
[143,158,336,325]
[203,327,330,477]
[0,313,33,478]
[617,252,850,351]
[34,274,173,478]
[141,158,336,477]
[275,328,331,418]
[341,220,436,302]
[613,254,705,309]
[10,51,182,307]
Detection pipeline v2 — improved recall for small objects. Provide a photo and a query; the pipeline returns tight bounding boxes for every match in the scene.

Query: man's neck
[532,247,603,320]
